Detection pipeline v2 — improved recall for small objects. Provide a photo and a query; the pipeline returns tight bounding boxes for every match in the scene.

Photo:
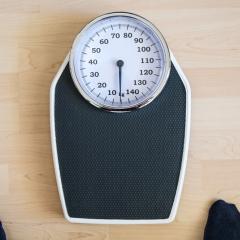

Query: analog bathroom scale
[50,12,191,224]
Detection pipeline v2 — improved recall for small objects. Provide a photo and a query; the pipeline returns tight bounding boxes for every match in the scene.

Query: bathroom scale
[50,12,191,224]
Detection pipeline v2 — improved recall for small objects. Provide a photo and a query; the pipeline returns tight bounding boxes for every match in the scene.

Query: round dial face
[70,12,171,112]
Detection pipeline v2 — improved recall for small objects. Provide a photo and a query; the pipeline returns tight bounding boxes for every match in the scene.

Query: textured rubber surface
[54,63,186,220]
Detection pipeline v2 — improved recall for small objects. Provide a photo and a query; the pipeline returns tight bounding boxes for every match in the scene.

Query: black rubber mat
[54,62,186,220]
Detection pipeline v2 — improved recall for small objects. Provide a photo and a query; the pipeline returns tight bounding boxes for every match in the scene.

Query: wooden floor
[0,0,240,239]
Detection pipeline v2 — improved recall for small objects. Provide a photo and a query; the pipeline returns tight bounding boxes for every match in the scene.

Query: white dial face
[70,12,171,111]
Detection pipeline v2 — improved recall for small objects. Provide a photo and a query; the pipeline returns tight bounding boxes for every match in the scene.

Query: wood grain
[0,0,240,239]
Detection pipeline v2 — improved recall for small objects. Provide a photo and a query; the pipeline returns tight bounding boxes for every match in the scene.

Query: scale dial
[70,12,171,112]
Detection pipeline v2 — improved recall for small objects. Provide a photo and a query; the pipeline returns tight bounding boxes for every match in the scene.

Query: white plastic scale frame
[50,51,191,224]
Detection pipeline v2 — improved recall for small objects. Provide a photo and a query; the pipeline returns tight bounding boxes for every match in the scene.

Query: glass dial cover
[70,12,171,112]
